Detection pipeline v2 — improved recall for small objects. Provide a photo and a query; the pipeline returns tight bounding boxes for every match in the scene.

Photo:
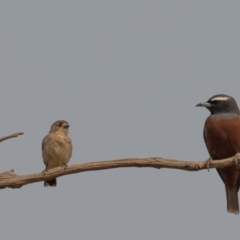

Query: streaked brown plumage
[42,120,72,187]
[196,94,240,214]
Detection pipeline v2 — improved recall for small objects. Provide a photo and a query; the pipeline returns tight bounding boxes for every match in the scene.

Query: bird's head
[50,120,70,134]
[196,94,240,115]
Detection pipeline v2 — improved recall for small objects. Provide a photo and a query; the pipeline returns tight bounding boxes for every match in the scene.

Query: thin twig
[0,132,24,143]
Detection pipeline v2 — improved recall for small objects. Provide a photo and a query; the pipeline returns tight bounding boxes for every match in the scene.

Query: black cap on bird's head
[196,94,240,115]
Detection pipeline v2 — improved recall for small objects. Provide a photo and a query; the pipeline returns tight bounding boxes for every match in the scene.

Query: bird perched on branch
[196,94,240,214]
[42,120,73,187]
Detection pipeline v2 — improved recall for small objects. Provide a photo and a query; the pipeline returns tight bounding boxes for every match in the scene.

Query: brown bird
[42,120,72,187]
[196,94,240,214]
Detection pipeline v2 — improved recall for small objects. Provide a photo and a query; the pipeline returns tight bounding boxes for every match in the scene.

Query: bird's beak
[196,102,211,107]
[64,124,70,128]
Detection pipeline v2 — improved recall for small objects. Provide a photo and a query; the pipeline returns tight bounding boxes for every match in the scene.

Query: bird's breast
[204,115,240,160]
[42,133,72,168]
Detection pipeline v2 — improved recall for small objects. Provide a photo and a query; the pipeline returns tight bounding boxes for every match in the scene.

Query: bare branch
[0,154,240,189]
[0,132,24,143]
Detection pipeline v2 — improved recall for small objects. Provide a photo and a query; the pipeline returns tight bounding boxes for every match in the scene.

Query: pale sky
[0,1,240,239]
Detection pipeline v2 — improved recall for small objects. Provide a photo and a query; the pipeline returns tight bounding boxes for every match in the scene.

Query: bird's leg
[41,166,49,175]
[205,157,212,172]
[61,164,68,170]
[232,153,240,168]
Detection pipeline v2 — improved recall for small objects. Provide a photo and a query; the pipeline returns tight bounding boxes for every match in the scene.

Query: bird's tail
[226,186,239,214]
[44,178,57,187]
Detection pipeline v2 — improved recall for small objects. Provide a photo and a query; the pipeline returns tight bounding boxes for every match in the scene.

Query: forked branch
[0,154,240,189]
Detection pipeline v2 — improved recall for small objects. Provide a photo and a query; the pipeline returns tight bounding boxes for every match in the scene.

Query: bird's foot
[205,158,212,172]
[41,168,49,175]
[232,153,240,168]
[61,164,68,170]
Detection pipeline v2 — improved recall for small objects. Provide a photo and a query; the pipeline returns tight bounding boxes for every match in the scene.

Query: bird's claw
[41,168,48,175]
[205,158,212,172]
[61,164,68,170]
[232,153,240,168]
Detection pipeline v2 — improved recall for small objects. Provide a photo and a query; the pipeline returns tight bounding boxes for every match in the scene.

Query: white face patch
[210,96,230,101]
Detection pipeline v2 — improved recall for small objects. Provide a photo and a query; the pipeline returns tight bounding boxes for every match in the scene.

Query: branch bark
[1,154,240,189]
[0,132,24,143]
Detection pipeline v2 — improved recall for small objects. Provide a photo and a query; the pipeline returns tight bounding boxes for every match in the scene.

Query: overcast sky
[0,1,240,239]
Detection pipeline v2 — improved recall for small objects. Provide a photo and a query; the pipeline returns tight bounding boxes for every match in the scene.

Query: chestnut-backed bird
[196,94,240,214]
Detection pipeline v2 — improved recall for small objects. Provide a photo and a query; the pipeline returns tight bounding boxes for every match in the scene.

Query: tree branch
[1,154,240,189]
[0,132,24,143]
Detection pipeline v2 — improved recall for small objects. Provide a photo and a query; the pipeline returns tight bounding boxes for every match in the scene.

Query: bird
[42,120,73,187]
[196,94,240,214]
